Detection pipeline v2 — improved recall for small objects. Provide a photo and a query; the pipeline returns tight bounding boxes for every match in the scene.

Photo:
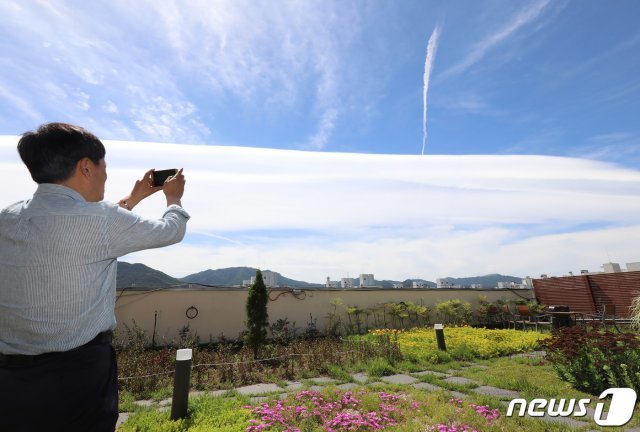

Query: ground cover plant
[360,326,548,363]
[544,325,640,395]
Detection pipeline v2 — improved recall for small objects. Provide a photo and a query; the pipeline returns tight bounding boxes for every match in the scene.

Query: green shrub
[245,270,269,359]
[405,301,431,327]
[269,318,296,345]
[435,299,472,325]
[544,325,640,395]
[116,320,149,352]
[177,324,200,349]
[326,298,344,336]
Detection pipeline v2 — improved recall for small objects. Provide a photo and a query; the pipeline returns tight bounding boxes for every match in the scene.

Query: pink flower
[448,397,463,406]
[469,404,500,422]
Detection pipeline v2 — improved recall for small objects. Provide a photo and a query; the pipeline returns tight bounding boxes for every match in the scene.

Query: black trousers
[0,337,118,432]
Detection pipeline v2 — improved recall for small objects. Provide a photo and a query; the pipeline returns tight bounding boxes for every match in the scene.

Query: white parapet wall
[114,287,533,345]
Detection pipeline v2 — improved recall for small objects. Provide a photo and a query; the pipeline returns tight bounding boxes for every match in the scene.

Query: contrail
[421,25,441,155]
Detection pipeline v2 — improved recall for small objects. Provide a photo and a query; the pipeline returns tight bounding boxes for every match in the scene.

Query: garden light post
[170,348,193,420]
[434,324,447,351]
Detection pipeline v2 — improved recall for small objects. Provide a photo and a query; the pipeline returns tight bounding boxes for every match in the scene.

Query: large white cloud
[2,136,639,282]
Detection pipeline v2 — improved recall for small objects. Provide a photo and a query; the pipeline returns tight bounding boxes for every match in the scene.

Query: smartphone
[152,169,177,187]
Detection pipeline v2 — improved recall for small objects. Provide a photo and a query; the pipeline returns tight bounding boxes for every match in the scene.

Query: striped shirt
[0,184,190,355]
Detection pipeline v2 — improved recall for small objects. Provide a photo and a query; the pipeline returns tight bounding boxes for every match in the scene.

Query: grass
[460,356,579,399]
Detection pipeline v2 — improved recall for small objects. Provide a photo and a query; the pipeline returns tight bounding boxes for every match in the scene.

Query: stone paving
[117,360,640,431]
[380,373,418,385]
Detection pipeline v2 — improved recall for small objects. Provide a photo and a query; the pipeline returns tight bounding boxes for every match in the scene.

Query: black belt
[0,331,113,368]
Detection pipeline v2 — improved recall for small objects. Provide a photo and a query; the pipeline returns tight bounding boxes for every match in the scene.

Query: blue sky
[1,1,640,282]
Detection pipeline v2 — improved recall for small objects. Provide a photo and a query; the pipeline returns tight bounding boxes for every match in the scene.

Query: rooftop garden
[116,293,640,431]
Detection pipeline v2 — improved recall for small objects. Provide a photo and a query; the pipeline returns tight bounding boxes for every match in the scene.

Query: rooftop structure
[533,269,640,317]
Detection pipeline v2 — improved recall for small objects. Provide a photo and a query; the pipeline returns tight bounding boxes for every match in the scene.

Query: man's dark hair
[17,122,106,184]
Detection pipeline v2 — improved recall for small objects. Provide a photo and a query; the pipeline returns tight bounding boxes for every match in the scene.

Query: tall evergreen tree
[245,269,269,359]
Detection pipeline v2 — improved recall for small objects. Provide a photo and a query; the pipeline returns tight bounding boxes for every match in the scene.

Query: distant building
[263,271,278,287]
[341,278,354,288]
[540,262,640,278]
[497,281,515,289]
[359,274,375,287]
[436,278,460,288]
[628,262,640,272]
[470,283,483,289]
[412,281,426,288]
[392,283,404,289]
[603,262,622,273]
[243,270,278,287]
[325,277,340,288]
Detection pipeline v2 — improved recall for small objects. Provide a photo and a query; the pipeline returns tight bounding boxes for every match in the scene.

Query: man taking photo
[0,122,190,431]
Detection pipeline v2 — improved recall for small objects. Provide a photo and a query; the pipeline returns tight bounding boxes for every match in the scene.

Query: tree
[245,269,269,359]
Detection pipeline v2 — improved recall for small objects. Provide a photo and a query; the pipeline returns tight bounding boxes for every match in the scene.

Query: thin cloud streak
[122,0,353,150]
[0,1,358,148]
[0,1,212,143]
[306,109,339,151]
[422,25,441,155]
[0,83,43,123]
[441,0,552,78]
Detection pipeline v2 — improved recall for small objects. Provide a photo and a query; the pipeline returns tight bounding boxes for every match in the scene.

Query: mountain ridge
[117,262,524,289]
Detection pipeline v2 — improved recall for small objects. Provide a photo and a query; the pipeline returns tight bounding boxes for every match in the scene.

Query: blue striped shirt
[0,184,190,355]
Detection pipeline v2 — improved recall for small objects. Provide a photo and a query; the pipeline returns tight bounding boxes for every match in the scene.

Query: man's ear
[76,157,93,179]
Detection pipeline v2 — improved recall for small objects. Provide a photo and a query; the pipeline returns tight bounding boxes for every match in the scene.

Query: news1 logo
[506,388,637,427]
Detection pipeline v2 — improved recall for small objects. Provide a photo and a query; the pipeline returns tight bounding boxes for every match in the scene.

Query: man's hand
[119,169,163,210]
[163,168,185,207]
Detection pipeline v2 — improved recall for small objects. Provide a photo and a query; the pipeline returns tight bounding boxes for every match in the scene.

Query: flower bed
[245,390,503,432]
[246,390,404,431]
[364,327,548,363]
